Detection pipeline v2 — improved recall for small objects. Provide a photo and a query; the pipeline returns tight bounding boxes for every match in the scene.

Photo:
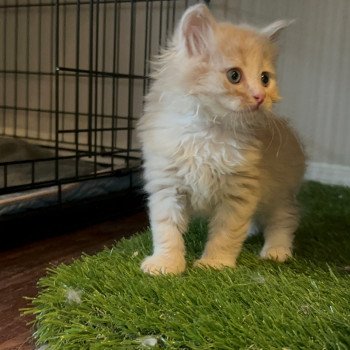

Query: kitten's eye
[261,72,270,87]
[226,68,242,84]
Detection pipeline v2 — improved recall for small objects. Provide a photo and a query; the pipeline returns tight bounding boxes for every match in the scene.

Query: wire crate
[0,0,206,217]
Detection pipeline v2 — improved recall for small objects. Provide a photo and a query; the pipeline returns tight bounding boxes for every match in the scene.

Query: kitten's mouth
[250,102,263,111]
[237,105,261,114]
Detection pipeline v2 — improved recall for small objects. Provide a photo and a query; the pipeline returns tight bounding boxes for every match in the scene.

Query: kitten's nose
[253,92,265,107]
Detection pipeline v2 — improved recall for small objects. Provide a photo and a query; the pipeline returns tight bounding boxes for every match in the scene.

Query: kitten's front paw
[260,246,292,262]
[193,257,236,270]
[141,254,186,275]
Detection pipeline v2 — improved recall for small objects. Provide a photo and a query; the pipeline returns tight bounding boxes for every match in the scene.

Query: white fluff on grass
[65,288,82,304]
[36,345,49,350]
[137,336,158,347]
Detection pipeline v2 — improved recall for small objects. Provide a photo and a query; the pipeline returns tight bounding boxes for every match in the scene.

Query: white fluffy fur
[137,4,306,275]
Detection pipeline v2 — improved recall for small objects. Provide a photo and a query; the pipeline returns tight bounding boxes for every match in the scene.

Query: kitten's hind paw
[141,254,186,275]
[260,246,292,262]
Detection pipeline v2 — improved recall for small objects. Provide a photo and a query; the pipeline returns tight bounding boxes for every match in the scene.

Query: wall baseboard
[305,162,350,187]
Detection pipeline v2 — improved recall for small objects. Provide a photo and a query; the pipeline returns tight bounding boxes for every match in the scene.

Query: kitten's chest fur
[172,125,260,212]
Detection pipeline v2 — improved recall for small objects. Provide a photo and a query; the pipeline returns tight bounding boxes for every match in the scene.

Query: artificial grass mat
[24,181,350,349]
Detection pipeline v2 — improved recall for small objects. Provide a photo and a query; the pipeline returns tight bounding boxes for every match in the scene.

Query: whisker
[269,114,283,157]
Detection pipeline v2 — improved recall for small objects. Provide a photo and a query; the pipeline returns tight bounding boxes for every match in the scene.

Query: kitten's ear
[261,19,294,41]
[177,4,217,57]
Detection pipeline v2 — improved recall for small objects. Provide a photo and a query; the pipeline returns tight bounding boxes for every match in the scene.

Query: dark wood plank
[0,209,149,350]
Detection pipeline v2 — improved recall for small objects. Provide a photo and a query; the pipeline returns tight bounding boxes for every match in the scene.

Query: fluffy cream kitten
[137,4,306,275]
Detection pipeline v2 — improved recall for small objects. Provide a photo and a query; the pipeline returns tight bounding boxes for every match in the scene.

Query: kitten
[137,4,306,275]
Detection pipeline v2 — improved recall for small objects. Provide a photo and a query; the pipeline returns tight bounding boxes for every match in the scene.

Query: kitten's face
[216,24,280,112]
[177,5,287,116]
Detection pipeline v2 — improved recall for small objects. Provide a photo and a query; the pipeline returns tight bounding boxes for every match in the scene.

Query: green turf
[24,181,350,349]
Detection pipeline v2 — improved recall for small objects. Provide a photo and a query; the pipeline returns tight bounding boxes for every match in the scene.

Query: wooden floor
[0,198,149,350]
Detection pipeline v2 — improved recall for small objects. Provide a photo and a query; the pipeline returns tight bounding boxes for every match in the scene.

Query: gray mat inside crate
[0,137,141,217]
[0,136,106,187]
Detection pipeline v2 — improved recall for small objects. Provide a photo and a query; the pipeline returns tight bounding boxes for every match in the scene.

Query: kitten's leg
[195,191,258,269]
[260,202,299,262]
[141,189,188,275]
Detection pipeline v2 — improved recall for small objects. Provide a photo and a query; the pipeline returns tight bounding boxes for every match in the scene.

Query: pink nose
[253,93,265,107]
